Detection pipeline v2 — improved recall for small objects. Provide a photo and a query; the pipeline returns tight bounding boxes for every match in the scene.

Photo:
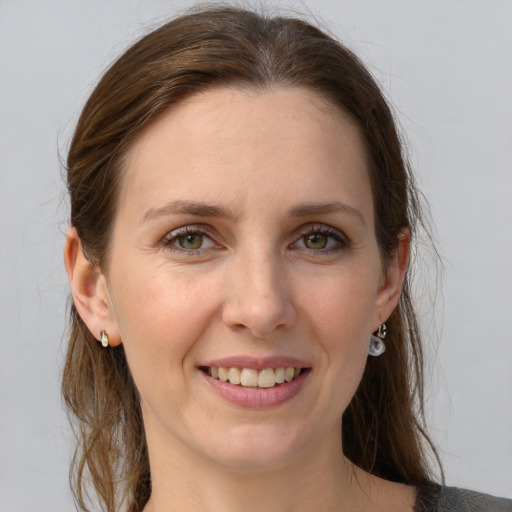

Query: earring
[368,323,387,357]
[377,323,387,339]
[100,330,109,348]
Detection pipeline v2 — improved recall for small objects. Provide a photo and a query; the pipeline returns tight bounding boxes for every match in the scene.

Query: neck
[143,420,364,512]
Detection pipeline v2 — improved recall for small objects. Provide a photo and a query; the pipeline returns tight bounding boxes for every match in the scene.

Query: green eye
[164,226,219,254]
[178,233,203,249]
[303,233,328,249]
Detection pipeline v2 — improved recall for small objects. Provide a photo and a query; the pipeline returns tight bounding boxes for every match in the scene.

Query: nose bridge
[222,241,296,337]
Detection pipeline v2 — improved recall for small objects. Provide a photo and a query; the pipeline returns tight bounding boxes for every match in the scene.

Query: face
[101,87,400,472]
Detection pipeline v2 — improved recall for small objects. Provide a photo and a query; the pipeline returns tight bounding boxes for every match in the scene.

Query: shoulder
[438,487,512,512]
[415,484,512,512]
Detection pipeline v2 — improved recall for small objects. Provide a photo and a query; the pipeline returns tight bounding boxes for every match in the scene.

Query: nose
[221,250,297,338]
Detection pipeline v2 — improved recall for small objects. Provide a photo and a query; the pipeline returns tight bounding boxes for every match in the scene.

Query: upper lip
[201,356,311,371]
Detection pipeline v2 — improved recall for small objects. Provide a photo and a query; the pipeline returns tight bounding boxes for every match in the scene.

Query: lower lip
[200,369,310,408]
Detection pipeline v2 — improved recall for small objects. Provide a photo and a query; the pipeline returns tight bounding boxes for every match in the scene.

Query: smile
[199,357,311,408]
[202,366,304,388]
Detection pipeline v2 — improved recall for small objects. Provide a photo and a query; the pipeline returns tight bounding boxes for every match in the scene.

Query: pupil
[305,233,327,249]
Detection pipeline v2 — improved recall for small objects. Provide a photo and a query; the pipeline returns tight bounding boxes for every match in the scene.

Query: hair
[63,5,442,512]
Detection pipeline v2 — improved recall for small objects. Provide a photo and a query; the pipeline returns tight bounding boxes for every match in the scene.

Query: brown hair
[63,5,441,512]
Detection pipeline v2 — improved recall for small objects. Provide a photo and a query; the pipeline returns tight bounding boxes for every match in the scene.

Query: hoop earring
[100,330,109,348]
[368,323,387,357]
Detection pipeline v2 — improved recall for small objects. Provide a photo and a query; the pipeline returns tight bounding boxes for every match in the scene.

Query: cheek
[296,267,377,407]
[298,265,378,341]
[109,265,220,384]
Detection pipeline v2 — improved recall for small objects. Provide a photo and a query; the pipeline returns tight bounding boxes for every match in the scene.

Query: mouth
[199,366,308,389]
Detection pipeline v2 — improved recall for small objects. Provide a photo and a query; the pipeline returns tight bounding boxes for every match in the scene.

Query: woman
[62,6,511,512]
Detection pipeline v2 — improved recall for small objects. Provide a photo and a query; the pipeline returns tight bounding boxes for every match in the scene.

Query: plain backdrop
[1,0,511,510]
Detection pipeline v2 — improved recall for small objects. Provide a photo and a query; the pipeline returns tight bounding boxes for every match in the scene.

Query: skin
[65,87,413,511]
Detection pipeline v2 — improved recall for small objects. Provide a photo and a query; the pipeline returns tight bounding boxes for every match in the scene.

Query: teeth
[227,367,241,385]
[218,367,228,382]
[275,367,285,384]
[208,366,303,388]
[240,368,258,387]
[258,368,275,388]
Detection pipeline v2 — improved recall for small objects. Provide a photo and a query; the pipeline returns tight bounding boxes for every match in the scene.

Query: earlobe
[64,227,122,346]
[374,228,410,328]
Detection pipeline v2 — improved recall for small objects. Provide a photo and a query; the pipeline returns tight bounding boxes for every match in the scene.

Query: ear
[373,228,410,330]
[64,227,122,346]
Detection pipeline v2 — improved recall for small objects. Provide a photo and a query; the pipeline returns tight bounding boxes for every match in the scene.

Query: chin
[202,423,310,473]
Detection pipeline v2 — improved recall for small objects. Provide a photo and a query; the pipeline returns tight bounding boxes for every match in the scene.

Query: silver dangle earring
[368,323,387,357]
[100,330,110,348]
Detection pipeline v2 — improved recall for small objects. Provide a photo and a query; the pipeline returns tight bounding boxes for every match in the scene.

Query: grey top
[414,484,512,512]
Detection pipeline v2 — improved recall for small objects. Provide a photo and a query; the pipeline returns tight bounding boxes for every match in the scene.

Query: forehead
[118,86,371,220]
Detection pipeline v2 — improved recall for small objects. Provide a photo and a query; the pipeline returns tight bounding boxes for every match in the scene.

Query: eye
[163,226,219,253]
[292,225,348,253]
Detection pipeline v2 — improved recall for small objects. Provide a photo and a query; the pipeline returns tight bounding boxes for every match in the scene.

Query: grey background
[1,0,511,510]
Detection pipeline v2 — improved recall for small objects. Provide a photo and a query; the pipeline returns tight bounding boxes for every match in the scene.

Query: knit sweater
[414,484,512,512]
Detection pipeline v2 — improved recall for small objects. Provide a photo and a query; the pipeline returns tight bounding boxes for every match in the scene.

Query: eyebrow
[289,201,366,225]
[141,199,365,225]
[141,200,238,223]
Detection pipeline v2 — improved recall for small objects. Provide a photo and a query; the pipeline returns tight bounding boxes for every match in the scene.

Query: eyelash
[161,224,349,256]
